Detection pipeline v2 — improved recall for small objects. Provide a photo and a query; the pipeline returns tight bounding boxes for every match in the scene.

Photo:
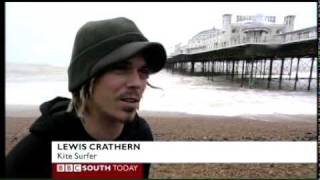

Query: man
[6,17,167,178]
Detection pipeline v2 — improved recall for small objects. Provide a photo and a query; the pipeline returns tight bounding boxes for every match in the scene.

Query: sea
[6,63,316,117]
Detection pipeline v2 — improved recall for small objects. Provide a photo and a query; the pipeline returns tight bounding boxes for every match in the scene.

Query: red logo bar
[52,163,144,178]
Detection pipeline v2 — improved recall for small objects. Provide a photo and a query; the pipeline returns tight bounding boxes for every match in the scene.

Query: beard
[119,106,137,123]
[116,91,141,123]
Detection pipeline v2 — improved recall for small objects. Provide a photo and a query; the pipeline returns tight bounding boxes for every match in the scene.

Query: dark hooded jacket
[6,97,153,178]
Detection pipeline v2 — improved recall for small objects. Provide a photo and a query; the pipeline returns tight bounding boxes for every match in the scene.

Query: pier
[166,39,317,91]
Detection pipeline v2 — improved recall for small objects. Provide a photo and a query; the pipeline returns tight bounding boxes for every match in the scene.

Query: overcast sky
[6,2,317,66]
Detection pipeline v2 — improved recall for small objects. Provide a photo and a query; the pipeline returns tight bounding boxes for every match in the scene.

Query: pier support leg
[202,61,205,74]
[241,60,246,87]
[191,62,194,73]
[294,57,300,90]
[231,60,235,81]
[222,60,225,75]
[235,61,239,78]
[226,60,229,79]
[254,60,258,78]
[211,61,214,81]
[249,60,254,88]
[259,60,263,78]
[279,58,285,89]
[307,57,315,90]
[262,59,266,80]
[208,61,210,74]
[212,61,215,75]
[267,58,273,89]
[289,57,293,80]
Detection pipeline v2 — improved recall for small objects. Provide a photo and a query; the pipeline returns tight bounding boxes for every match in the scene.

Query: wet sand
[5,106,317,178]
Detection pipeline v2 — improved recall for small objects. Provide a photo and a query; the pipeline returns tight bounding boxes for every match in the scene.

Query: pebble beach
[5,106,317,179]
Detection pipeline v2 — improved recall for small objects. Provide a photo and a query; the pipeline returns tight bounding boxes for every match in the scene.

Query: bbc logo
[57,164,82,172]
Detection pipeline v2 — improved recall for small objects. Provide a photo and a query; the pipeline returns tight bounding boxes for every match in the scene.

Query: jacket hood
[29,96,151,141]
[29,97,92,140]
[38,96,71,116]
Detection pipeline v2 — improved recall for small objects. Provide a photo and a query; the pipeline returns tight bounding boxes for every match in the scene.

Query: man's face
[88,54,149,123]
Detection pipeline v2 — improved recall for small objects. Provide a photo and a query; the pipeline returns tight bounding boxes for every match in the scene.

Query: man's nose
[127,70,145,89]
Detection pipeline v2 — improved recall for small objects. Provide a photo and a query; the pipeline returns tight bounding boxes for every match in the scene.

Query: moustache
[118,91,142,101]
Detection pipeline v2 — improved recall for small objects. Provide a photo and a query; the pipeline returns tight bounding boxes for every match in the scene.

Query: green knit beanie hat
[68,17,167,92]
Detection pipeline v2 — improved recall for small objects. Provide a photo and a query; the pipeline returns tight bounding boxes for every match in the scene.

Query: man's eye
[139,68,150,79]
[140,68,150,74]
